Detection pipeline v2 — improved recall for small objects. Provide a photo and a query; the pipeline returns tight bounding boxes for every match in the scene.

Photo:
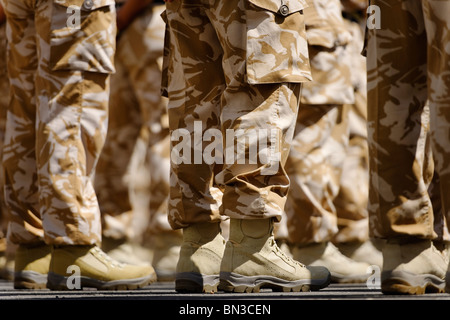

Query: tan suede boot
[292,242,371,283]
[47,245,156,290]
[382,239,447,294]
[220,218,331,292]
[175,222,225,293]
[14,243,51,289]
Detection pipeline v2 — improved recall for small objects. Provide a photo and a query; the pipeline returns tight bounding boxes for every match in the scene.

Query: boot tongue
[241,219,273,239]
[184,222,221,244]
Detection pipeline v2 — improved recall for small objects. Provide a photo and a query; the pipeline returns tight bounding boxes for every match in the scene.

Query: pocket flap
[303,0,352,48]
[306,25,353,48]
[248,0,307,15]
[54,0,115,10]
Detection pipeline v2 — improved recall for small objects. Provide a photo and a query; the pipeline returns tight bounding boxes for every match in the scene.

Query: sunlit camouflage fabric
[366,0,450,240]
[300,0,354,105]
[0,24,9,237]
[164,0,311,229]
[332,18,370,243]
[50,0,116,73]
[1,0,115,245]
[284,0,370,245]
[94,4,172,241]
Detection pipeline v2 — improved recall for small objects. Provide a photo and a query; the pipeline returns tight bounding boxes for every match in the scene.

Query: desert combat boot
[219,218,331,292]
[14,243,51,289]
[175,222,225,293]
[47,245,156,290]
[292,242,371,283]
[381,239,447,294]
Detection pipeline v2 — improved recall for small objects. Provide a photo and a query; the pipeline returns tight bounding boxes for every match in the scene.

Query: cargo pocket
[246,0,312,84]
[49,0,116,73]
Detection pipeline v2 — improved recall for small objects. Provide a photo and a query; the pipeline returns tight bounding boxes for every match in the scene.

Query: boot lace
[92,246,125,268]
[270,237,306,268]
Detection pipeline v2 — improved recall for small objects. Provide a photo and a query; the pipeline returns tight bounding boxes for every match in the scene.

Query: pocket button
[279,4,289,16]
[83,0,94,10]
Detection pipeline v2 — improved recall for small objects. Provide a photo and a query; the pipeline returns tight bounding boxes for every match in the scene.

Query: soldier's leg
[334,101,370,244]
[3,0,155,290]
[421,0,450,294]
[0,15,14,281]
[367,0,447,294]
[424,0,450,231]
[287,103,370,283]
[165,1,226,293]
[119,4,171,244]
[285,104,344,246]
[332,17,383,269]
[215,0,331,291]
[42,0,156,290]
[95,57,141,244]
[285,4,371,282]
[333,98,384,268]
[1,0,50,289]
[367,0,434,241]
[165,3,224,230]
[332,18,371,246]
[2,0,42,245]
[166,0,330,294]
[101,3,180,276]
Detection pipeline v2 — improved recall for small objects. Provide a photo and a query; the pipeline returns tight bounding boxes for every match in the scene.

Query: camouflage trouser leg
[287,98,370,245]
[95,4,170,241]
[367,0,449,240]
[285,103,349,245]
[2,0,115,245]
[330,18,371,243]
[142,135,173,236]
[284,7,355,244]
[333,95,370,243]
[94,49,138,240]
[425,0,450,239]
[0,23,9,239]
[165,0,310,229]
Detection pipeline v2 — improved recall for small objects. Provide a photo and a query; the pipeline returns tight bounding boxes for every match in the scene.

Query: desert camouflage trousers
[164,0,312,229]
[2,0,116,245]
[94,4,172,242]
[367,0,450,240]
[0,23,8,239]
[285,98,369,244]
[284,5,370,244]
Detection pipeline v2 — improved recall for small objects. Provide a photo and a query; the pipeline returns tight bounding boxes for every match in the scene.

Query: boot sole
[46,271,156,290]
[175,272,219,293]
[331,272,370,284]
[14,271,48,289]
[382,270,445,295]
[219,271,331,293]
